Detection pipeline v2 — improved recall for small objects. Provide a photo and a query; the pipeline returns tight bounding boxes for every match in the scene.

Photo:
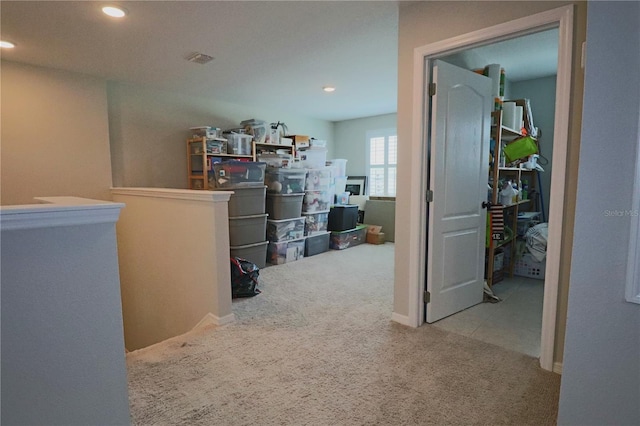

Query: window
[367,129,397,196]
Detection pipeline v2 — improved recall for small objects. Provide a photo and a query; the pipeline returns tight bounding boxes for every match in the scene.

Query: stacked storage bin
[265,168,307,264]
[328,205,365,250]
[302,168,332,256]
[212,161,269,268]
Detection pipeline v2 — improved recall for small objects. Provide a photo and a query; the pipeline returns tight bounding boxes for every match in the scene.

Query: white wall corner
[391,312,414,327]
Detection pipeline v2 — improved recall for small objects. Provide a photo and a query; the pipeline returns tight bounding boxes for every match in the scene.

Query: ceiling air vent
[186,52,214,65]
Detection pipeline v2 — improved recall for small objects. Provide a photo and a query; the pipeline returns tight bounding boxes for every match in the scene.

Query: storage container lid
[302,209,330,215]
[266,193,305,198]
[230,240,269,249]
[267,216,305,223]
[229,213,268,221]
[266,168,307,175]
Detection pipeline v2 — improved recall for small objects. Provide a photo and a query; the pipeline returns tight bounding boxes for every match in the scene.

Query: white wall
[108,82,335,188]
[334,113,397,176]
[1,61,114,205]
[112,188,234,351]
[1,200,130,425]
[511,75,557,220]
[558,2,640,424]
[395,1,586,365]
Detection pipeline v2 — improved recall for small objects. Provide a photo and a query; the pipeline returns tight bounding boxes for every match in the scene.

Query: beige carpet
[126,243,560,425]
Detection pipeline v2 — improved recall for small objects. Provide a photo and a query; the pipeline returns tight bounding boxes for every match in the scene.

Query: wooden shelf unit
[486,111,539,285]
[187,137,253,190]
[251,142,295,164]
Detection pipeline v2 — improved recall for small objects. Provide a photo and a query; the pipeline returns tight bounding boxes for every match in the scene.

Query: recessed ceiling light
[0,41,16,49]
[323,86,336,93]
[102,6,127,18]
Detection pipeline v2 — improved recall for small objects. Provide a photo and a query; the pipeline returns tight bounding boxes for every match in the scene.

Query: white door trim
[409,5,574,372]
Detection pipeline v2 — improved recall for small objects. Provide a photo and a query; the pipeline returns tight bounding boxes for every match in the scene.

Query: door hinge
[424,291,431,303]
[429,82,436,96]
[426,190,434,202]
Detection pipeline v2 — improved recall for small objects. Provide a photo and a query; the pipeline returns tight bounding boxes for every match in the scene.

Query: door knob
[482,201,492,209]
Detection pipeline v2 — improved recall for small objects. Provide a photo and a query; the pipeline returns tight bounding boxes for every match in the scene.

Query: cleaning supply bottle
[522,180,529,200]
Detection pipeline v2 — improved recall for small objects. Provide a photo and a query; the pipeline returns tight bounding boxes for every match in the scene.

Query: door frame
[409,5,574,372]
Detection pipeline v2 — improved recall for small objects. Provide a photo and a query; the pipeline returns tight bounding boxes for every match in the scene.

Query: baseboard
[553,361,563,374]
[126,313,236,356]
[391,312,412,327]
[194,312,235,329]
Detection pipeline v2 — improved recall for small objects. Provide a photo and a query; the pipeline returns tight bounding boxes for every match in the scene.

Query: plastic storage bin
[266,217,305,242]
[266,193,304,220]
[513,253,546,279]
[328,205,358,231]
[224,133,253,155]
[212,161,266,188]
[305,232,330,257]
[297,148,327,169]
[327,159,348,177]
[265,168,306,194]
[228,214,268,246]
[305,168,332,191]
[190,126,223,139]
[330,225,367,250]
[302,210,329,236]
[302,190,332,213]
[226,186,266,216]
[267,238,305,265]
[230,241,268,269]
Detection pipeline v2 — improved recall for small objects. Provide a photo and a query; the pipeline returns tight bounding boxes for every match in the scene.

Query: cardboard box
[366,225,385,245]
[287,135,310,149]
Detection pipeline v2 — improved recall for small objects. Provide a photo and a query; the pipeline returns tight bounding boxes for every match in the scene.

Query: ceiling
[1,1,558,123]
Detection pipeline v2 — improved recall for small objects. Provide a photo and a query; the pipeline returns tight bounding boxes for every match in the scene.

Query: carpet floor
[126,242,560,425]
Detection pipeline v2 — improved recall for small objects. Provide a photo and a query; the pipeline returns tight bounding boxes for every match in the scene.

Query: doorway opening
[429,30,558,359]
[410,5,574,371]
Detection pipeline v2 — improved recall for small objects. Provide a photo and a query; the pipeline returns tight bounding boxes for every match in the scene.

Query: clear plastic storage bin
[302,210,330,236]
[224,133,253,155]
[265,168,306,194]
[212,161,266,188]
[302,190,332,213]
[305,168,332,191]
[330,225,367,250]
[266,217,305,242]
[267,238,305,265]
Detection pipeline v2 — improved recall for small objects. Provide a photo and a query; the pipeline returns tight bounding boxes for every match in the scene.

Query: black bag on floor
[230,257,261,298]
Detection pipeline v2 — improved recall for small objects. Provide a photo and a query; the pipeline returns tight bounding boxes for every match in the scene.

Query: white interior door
[425,60,492,323]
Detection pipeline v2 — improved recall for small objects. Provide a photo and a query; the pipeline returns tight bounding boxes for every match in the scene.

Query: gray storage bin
[228,214,268,246]
[266,193,304,220]
[230,241,268,269]
[227,186,266,216]
[304,232,330,257]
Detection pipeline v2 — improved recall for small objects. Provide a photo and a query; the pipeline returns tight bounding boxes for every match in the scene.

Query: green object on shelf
[503,136,538,163]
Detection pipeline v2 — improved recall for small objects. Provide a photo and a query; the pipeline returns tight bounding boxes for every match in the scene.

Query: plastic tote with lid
[327,159,348,177]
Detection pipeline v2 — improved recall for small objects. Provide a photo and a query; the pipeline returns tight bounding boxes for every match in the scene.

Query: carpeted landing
[126,243,560,425]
